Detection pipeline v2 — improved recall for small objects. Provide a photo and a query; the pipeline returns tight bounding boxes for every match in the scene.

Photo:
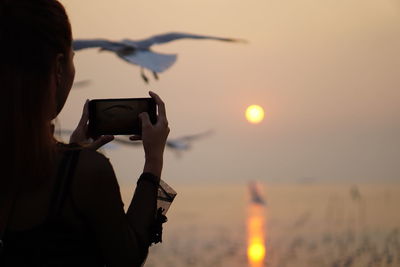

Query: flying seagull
[73,32,245,83]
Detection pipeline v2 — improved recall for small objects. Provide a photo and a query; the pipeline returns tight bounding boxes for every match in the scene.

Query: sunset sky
[58,0,400,186]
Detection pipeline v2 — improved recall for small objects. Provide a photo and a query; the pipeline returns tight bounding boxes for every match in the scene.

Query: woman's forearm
[143,157,163,178]
[126,173,160,246]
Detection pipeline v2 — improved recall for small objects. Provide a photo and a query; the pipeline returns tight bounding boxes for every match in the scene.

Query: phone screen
[88,98,157,136]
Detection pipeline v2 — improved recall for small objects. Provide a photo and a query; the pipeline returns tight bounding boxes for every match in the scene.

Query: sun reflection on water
[247,186,266,267]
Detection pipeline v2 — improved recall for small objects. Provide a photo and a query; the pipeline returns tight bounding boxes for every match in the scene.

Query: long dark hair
[0,0,72,191]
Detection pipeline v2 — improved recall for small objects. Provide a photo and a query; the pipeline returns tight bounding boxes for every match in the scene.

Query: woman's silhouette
[0,0,170,266]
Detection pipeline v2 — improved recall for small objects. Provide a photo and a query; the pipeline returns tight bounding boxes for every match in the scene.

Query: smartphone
[88,98,157,137]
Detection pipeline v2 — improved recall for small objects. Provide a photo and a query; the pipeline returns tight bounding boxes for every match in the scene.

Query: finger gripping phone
[88,98,157,137]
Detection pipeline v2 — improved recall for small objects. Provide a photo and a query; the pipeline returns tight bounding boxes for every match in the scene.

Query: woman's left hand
[70,100,114,150]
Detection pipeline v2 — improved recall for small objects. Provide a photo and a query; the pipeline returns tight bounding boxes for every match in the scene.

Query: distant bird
[72,79,91,89]
[73,32,246,83]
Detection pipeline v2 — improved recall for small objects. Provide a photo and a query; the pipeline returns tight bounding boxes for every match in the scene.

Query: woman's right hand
[130,91,170,177]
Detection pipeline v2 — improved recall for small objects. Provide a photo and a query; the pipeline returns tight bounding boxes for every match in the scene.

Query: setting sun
[245,105,265,124]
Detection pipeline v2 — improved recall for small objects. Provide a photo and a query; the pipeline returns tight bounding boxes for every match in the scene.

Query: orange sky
[58,0,400,186]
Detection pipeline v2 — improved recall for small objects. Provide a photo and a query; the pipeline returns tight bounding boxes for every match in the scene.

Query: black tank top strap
[48,149,81,221]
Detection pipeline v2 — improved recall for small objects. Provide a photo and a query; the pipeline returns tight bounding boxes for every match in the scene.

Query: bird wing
[114,137,142,146]
[114,137,188,151]
[73,39,128,51]
[122,32,246,48]
[165,130,214,150]
[118,50,177,73]
[173,130,214,142]
[166,140,189,150]
[72,80,91,88]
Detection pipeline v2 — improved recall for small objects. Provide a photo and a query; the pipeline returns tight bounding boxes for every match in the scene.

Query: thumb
[129,135,142,141]
[77,99,89,128]
[87,135,114,150]
[139,112,151,128]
